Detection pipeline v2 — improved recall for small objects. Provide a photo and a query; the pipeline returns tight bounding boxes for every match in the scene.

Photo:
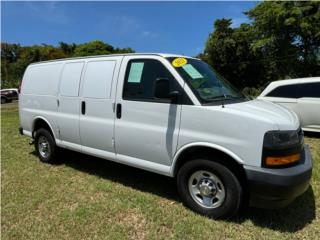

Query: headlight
[262,129,303,168]
[263,130,302,149]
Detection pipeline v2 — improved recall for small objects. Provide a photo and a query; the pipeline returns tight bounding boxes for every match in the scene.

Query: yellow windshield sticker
[172,57,187,67]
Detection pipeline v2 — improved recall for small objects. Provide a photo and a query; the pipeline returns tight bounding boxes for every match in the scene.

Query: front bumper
[244,145,312,209]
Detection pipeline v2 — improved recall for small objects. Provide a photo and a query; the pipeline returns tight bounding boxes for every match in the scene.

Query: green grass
[1,103,320,240]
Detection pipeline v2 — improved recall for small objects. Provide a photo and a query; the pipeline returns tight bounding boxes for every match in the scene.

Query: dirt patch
[116,209,147,240]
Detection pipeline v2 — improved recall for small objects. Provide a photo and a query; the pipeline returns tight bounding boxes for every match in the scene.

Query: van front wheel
[35,128,57,163]
[177,159,243,219]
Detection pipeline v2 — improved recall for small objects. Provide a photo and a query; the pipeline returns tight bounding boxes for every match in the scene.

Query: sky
[1,1,257,56]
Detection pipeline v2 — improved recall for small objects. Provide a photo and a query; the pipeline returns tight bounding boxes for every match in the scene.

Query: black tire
[34,128,57,163]
[1,97,6,104]
[177,159,243,219]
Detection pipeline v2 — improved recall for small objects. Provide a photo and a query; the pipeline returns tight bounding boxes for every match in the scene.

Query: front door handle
[81,101,86,115]
[116,103,122,119]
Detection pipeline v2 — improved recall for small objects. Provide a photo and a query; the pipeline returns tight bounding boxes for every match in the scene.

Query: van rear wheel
[35,128,57,163]
[177,159,243,219]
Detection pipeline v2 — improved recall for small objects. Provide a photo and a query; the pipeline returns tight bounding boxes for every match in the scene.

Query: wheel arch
[32,117,56,140]
[171,143,245,179]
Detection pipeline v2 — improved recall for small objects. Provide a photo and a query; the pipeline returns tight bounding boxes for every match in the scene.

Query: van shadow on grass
[233,186,315,232]
[33,149,316,233]
[54,149,179,202]
[304,131,320,138]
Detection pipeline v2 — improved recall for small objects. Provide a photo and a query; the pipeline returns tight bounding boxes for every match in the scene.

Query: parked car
[18,54,312,218]
[258,77,320,133]
[1,88,19,104]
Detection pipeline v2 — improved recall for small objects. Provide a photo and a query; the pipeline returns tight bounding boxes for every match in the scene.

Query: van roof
[29,53,196,65]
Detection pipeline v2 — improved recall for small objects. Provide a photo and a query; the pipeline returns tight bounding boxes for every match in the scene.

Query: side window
[60,62,84,97]
[266,84,298,98]
[297,82,320,98]
[83,60,116,99]
[123,59,180,102]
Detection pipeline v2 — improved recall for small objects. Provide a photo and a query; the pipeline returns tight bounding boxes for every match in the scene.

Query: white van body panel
[19,53,302,177]
[258,77,320,132]
[22,63,63,95]
[19,62,64,139]
[176,99,299,168]
[79,57,122,159]
[170,141,245,176]
[57,61,84,148]
[114,55,184,167]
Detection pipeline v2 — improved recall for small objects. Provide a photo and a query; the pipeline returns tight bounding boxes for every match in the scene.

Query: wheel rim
[188,170,226,209]
[38,136,51,158]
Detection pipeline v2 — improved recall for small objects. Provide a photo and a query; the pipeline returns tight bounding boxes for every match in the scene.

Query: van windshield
[167,57,245,104]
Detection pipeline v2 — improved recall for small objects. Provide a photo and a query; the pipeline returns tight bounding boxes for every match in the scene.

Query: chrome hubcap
[188,170,225,208]
[38,136,50,158]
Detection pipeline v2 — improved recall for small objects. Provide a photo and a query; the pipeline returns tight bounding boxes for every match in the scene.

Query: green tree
[202,1,320,90]
[114,47,135,54]
[247,1,320,78]
[1,40,135,88]
[203,19,260,88]
[1,43,23,88]
[73,40,115,57]
[59,42,76,56]
[73,40,134,57]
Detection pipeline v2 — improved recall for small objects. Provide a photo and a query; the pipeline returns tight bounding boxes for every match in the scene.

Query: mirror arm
[169,90,180,102]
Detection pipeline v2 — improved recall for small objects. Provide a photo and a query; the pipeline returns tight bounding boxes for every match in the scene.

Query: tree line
[1,41,134,88]
[200,1,319,95]
[1,1,319,93]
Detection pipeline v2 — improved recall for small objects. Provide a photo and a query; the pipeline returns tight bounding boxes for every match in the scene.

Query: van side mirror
[154,78,180,102]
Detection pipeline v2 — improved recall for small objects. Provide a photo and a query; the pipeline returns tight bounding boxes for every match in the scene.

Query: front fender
[170,142,244,176]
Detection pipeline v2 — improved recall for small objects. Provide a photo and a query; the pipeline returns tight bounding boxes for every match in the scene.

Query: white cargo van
[19,54,312,218]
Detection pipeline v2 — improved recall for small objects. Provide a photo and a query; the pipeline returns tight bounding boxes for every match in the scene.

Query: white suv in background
[259,77,320,133]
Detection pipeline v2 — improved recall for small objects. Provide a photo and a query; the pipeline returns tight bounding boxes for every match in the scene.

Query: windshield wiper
[206,94,241,101]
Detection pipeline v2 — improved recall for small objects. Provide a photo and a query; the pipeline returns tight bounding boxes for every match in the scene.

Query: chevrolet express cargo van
[19,54,312,218]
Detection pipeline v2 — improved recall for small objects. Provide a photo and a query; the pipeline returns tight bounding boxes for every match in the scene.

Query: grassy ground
[1,103,320,240]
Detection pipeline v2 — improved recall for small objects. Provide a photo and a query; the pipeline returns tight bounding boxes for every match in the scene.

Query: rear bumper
[18,127,32,137]
[244,145,312,209]
[19,127,23,135]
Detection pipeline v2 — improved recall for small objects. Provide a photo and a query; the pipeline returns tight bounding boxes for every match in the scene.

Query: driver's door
[114,56,184,167]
